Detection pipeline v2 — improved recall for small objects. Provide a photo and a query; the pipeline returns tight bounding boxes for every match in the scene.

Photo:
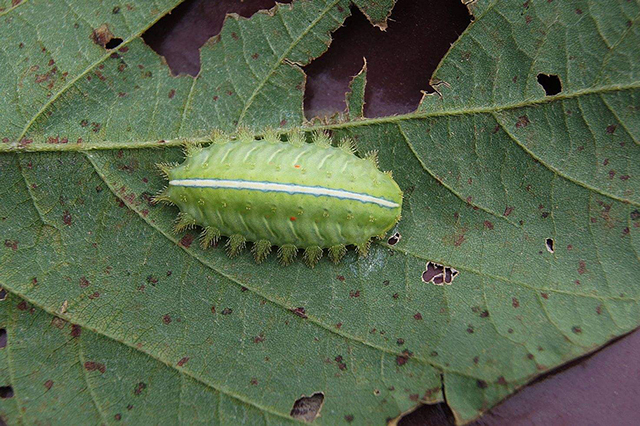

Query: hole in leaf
[290,392,324,423]
[105,37,124,49]
[304,0,471,118]
[143,0,293,76]
[0,329,5,349]
[387,232,401,245]
[0,288,6,301]
[397,402,455,425]
[0,386,14,399]
[537,73,562,96]
[545,238,555,253]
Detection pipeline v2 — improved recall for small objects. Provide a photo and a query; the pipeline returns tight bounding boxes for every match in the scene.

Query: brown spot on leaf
[91,24,116,48]
[414,312,423,320]
[291,307,307,318]
[133,382,146,395]
[44,380,53,390]
[578,260,587,275]
[504,206,514,217]
[62,211,72,226]
[512,297,520,308]
[162,314,172,325]
[84,361,106,373]
[179,234,194,248]
[71,324,82,338]
[477,380,488,389]
[515,115,530,128]
[4,239,18,251]
[177,357,190,367]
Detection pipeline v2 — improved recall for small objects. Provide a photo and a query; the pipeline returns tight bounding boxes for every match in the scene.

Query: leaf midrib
[7,81,638,153]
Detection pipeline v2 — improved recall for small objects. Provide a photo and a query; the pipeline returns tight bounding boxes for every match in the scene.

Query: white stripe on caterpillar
[169,178,400,209]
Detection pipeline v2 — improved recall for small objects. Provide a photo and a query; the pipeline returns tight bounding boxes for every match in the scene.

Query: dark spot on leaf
[17,301,28,311]
[396,354,408,366]
[572,326,582,334]
[483,220,494,230]
[177,357,190,367]
[179,234,194,248]
[221,308,233,315]
[345,414,354,423]
[497,376,508,386]
[480,310,489,318]
[114,414,122,421]
[414,312,423,320]
[392,293,399,299]
[71,324,82,338]
[541,292,549,299]
[79,276,90,288]
[0,386,14,399]
[620,175,630,181]
[88,291,100,300]
[91,24,117,48]
[112,6,120,13]
[527,353,535,360]
[291,307,307,318]
[397,338,404,345]
[0,329,6,348]
[133,382,146,395]
[44,380,53,390]
[536,73,562,95]
[162,314,172,324]
[473,356,479,364]
[515,116,530,128]
[168,89,176,99]
[504,206,514,216]
[4,239,18,251]
[512,297,520,308]
[466,325,474,334]
[349,290,360,298]
[337,275,345,282]
[62,211,72,226]
[575,8,582,14]
[578,260,587,275]
[253,334,265,344]
[84,361,106,373]
[476,380,488,389]
[250,378,258,385]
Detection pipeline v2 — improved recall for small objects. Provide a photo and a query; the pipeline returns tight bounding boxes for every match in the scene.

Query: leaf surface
[0,0,639,424]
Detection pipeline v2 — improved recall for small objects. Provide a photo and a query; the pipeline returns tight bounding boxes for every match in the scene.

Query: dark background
[142,1,640,424]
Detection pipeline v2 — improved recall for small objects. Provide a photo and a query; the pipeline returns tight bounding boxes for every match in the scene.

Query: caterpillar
[154,129,403,267]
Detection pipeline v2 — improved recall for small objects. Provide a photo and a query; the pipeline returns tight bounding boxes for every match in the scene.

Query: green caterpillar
[154,130,403,267]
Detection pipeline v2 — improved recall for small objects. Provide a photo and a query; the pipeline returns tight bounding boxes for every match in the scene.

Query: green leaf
[0,0,638,424]
[346,58,368,119]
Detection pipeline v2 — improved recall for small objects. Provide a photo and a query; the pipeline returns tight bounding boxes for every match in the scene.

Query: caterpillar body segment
[157,131,403,267]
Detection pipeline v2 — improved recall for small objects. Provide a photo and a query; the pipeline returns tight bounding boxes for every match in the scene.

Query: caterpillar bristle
[156,162,177,180]
[339,137,356,155]
[262,128,280,144]
[236,127,254,144]
[277,244,298,266]
[174,212,197,233]
[312,131,332,148]
[364,150,379,168]
[200,226,221,249]
[303,246,323,268]
[384,170,393,178]
[226,234,247,257]
[151,187,173,205]
[328,244,347,264]
[356,240,371,258]
[288,129,305,147]
[210,129,228,144]
[252,240,273,263]
[183,140,203,157]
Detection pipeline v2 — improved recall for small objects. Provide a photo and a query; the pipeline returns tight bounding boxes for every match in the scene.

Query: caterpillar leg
[277,244,298,266]
[200,226,221,249]
[252,240,272,263]
[173,212,197,233]
[226,234,247,257]
[328,244,347,264]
